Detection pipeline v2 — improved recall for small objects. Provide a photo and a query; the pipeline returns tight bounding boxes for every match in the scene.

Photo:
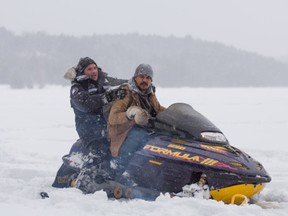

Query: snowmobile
[67,103,272,204]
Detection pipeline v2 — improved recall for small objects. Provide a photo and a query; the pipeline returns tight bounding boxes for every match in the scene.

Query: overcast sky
[1,0,288,58]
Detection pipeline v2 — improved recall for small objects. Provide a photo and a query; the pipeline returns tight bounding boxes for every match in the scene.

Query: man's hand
[115,87,127,99]
[126,106,142,119]
[134,109,150,126]
[105,87,127,103]
[126,106,150,126]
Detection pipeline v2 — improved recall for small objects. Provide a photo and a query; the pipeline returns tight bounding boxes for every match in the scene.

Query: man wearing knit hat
[108,64,165,180]
[52,57,126,189]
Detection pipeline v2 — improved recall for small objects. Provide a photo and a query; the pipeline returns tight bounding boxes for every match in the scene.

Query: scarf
[128,78,156,117]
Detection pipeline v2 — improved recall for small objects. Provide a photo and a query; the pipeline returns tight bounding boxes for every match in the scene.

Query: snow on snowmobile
[67,103,272,204]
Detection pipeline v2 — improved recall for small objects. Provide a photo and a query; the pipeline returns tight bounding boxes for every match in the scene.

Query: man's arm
[108,86,135,125]
[70,83,106,113]
[106,76,128,86]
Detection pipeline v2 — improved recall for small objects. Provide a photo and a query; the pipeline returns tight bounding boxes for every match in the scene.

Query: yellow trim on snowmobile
[70,179,77,187]
[210,183,265,204]
[148,160,162,165]
[231,194,249,206]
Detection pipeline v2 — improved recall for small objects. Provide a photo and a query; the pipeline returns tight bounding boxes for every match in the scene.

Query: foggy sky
[1,0,288,58]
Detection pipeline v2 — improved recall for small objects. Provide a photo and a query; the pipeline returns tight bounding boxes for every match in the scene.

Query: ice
[0,85,287,216]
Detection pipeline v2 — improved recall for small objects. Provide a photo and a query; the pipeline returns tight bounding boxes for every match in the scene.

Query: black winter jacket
[70,71,126,145]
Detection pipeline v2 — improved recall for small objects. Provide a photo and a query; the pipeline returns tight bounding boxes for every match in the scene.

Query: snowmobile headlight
[256,163,263,171]
[230,161,249,170]
[200,132,228,144]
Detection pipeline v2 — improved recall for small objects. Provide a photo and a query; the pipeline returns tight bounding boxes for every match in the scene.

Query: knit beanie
[134,64,153,79]
[75,57,97,75]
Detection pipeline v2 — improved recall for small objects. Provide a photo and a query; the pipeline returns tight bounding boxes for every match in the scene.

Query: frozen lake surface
[0,86,287,216]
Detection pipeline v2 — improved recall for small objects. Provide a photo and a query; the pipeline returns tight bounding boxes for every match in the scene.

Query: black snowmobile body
[110,103,271,203]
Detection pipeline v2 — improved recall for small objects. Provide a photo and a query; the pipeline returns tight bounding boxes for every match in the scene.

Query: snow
[0,85,287,215]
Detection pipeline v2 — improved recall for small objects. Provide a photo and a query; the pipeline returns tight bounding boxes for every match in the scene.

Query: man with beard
[108,64,166,178]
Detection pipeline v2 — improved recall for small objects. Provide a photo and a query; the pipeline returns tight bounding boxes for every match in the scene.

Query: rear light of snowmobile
[200,132,228,144]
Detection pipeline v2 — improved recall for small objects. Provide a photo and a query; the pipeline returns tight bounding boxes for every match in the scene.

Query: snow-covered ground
[0,85,287,216]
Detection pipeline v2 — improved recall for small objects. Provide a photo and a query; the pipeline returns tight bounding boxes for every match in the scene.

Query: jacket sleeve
[155,98,166,113]
[150,93,166,114]
[106,76,128,86]
[108,86,135,125]
[70,83,106,113]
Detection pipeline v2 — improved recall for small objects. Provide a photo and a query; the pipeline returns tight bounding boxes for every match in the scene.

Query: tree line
[0,27,288,88]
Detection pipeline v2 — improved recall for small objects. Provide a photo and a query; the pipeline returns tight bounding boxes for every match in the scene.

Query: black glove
[115,87,127,99]
[105,87,127,103]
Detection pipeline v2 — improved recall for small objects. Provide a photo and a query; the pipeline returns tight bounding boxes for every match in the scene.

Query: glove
[126,106,150,126]
[115,87,127,99]
[105,87,127,103]
[134,109,150,126]
[126,106,143,119]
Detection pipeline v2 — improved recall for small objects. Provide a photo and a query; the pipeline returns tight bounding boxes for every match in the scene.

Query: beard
[138,82,149,91]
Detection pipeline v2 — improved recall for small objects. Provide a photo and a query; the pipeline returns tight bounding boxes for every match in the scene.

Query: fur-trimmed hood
[64,66,77,81]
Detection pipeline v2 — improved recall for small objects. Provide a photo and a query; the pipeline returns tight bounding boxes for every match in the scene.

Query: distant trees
[0,27,288,88]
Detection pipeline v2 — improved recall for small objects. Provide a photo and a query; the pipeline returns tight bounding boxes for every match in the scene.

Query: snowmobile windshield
[155,103,228,145]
